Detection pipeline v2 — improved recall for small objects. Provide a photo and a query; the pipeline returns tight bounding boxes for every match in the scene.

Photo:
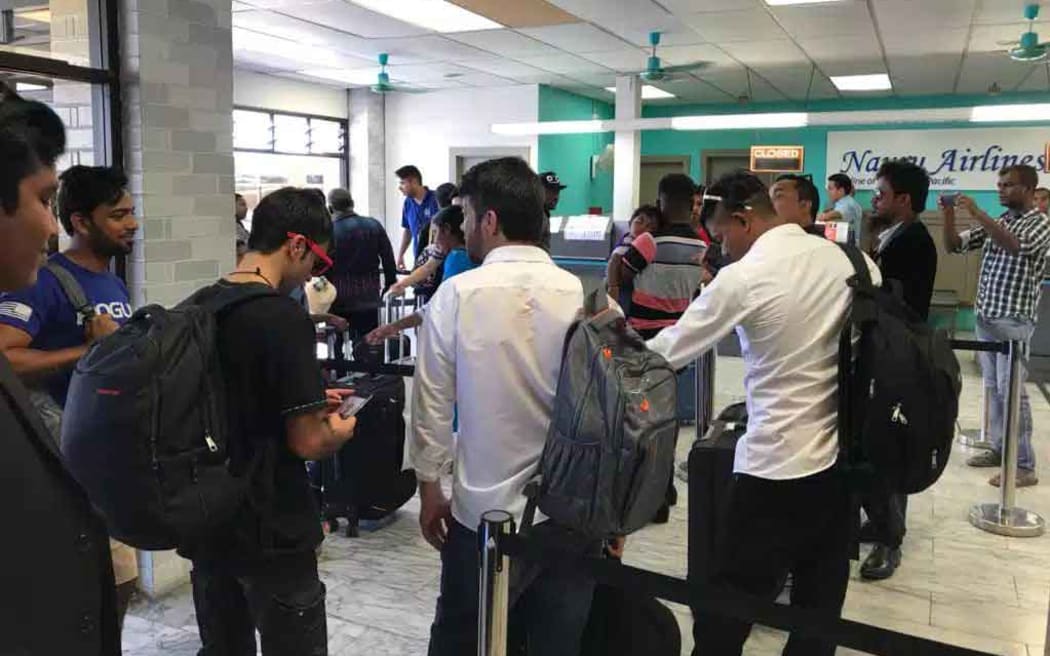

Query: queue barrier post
[477,510,514,656]
[695,350,717,436]
[969,340,1046,538]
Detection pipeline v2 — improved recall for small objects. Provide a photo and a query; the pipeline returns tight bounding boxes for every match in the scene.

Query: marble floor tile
[932,597,1048,644]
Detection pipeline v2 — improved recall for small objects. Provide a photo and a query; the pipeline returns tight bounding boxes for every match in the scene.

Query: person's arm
[379,228,398,292]
[388,258,441,297]
[647,267,750,370]
[0,324,87,381]
[620,232,655,286]
[364,311,424,345]
[411,283,458,550]
[606,251,625,298]
[286,406,356,460]
[939,198,967,253]
[819,210,844,222]
[957,196,1019,253]
[397,228,412,270]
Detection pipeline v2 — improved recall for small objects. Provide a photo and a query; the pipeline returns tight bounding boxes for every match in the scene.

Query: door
[640,156,690,206]
[450,147,532,183]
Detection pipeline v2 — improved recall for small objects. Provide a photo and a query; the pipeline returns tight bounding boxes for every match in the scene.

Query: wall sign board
[750,146,805,173]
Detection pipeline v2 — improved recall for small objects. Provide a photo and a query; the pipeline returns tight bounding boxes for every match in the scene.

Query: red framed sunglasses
[287,232,333,276]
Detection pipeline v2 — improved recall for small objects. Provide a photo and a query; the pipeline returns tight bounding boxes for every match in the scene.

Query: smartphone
[940,193,959,208]
[337,394,372,419]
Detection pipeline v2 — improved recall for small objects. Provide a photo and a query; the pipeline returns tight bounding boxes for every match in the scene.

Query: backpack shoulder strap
[45,260,95,321]
[836,243,874,292]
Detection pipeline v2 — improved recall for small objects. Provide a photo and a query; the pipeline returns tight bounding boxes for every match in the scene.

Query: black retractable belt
[499,532,996,656]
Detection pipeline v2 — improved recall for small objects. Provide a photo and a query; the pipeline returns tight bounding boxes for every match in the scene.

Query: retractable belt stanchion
[969,340,1046,537]
[478,510,513,656]
[695,350,716,435]
[957,385,994,450]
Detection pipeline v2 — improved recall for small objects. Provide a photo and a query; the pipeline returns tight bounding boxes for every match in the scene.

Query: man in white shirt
[411,157,592,656]
[821,173,864,246]
[649,171,881,656]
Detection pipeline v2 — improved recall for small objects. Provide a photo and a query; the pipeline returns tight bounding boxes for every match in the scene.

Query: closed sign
[751,146,805,173]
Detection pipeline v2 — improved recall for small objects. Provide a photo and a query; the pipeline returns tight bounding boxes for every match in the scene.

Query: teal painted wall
[538,86,614,215]
[539,89,1050,215]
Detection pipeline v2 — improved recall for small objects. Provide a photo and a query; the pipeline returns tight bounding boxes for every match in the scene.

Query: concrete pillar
[612,75,641,224]
[349,88,387,224]
[120,0,235,597]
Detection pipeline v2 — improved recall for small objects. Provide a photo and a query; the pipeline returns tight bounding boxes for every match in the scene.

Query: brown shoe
[968,451,1002,467]
[989,470,1039,488]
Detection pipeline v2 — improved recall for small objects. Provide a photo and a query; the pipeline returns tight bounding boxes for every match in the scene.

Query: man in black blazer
[859,160,937,581]
[0,86,120,655]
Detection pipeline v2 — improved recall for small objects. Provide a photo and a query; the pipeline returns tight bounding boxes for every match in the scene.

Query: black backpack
[61,283,277,550]
[837,245,962,494]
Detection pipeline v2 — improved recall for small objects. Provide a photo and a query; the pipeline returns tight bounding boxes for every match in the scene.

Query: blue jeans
[427,521,597,656]
[975,316,1036,472]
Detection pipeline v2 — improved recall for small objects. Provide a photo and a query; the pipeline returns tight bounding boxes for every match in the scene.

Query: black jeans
[861,486,907,549]
[427,521,598,656]
[693,466,852,656]
[331,307,380,359]
[191,552,327,656]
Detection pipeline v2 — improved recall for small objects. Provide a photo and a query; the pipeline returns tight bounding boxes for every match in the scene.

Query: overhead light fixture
[349,0,501,33]
[604,85,675,100]
[971,103,1050,122]
[492,120,608,136]
[15,82,47,92]
[671,112,808,130]
[765,0,844,5]
[830,74,892,91]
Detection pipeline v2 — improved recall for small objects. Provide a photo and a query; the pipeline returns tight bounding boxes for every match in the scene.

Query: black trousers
[332,307,380,358]
[693,466,852,656]
[861,487,907,548]
[191,552,327,656]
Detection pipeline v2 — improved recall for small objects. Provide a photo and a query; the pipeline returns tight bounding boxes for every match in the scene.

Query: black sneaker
[860,545,902,581]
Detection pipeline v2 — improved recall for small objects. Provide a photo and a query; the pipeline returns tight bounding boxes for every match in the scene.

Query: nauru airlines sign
[826,128,1049,191]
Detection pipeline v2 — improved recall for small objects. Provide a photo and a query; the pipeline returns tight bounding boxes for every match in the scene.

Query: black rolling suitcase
[687,402,747,585]
[316,372,417,537]
[580,558,682,656]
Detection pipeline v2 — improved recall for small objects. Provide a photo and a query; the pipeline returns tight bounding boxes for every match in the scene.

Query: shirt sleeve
[623,231,657,274]
[1016,214,1050,258]
[956,225,986,253]
[410,280,458,482]
[646,265,751,370]
[401,199,410,230]
[262,301,326,417]
[0,270,60,340]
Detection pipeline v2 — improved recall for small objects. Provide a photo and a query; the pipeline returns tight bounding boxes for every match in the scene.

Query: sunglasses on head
[287,231,333,276]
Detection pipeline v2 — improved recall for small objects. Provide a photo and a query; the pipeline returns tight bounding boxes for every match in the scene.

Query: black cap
[540,171,567,190]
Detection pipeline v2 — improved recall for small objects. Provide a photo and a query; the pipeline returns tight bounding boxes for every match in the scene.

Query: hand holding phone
[939,193,959,208]
[337,394,372,419]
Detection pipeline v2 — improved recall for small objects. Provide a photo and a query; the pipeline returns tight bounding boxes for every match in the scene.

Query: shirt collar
[876,221,906,253]
[1003,206,1042,221]
[747,222,805,256]
[482,244,553,266]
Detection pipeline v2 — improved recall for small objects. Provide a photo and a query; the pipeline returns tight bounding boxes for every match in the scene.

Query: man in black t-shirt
[184,188,357,656]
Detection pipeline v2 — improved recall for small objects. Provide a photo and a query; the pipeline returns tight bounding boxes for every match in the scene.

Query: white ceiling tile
[547,0,674,33]
[751,64,839,101]
[578,48,650,72]
[969,22,1038,53]
[881,28,969,56]
[385,63,479,83]
[459,58,551,78]
[887,55,960,95]
[550,84,612,103]
[797,33,883,68]
[617,24,707,48]
[660,0,763,13]
[973,0,1048,25]
[1015,63,1050,92]
[565,71,619,87]
[453,72,523,87]
[280,1,428,39]
[445,30,561,57]
[658,76,736,102]
[232,2,253,12]
[365,36,491,62]
[657,43,735,67]
[871,0,978,29]
[230,0,331,8]
[514,71,583,86]
[770,1,876,40]
[518,53,614,75]
[955,51,1035,94]
[519,23,633,53]
[684,9,787,43]
[720,39,808,67]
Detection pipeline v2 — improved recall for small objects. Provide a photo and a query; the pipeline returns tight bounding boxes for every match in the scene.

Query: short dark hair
[828,173,854,195]
[1036,187,1050,194]
[248,187,332,253]
[459,157,544,244]
[396,165,422,183]
[631,204,662,227]
[0,85,66,214]
[436,182,458,209]
[658,173,698,221]
[56,166,128,236]
[1001,164,1039,190]
[432,205,465,243]
[328,187,353,213]
[234,192,244,201]
[702,170,772,228]
[876,160,930,214]
[776,174,820,220]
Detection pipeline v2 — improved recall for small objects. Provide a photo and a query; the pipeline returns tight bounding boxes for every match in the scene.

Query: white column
[348,88,387,223]
[613,75,641,223]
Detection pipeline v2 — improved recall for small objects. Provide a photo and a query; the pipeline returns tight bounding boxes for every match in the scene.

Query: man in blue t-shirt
[820,173,864,245]
[395,164,440,271]
[0,165,137,407]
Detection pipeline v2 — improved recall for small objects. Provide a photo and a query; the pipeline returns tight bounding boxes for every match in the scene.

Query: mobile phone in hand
[940,193,959,208]
[338,394,372,419]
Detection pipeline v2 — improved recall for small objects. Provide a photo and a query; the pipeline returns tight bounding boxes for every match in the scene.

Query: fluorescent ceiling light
[971,103,1050,122]
[830,74,892,91]
[349,0,501,33]
[671,112,808,130]
[492,120,607,136]
[15,82,48,92]
[604,85,675,100]
[765,0,845,5]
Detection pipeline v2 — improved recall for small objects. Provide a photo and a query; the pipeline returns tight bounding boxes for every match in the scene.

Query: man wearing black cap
[540,171,566,252]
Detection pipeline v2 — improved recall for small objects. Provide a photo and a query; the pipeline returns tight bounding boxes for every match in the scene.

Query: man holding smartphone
[942,165,1050,489]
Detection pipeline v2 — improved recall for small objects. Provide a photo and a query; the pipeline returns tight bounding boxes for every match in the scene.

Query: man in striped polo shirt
[621,173,707,340]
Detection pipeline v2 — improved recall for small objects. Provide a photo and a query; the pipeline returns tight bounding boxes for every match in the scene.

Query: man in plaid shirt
[942,164,1050,488]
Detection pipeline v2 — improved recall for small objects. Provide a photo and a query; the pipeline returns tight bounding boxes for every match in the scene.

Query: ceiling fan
[635,31,710,82]
[998,3,1050,62]
[370,53,426,94]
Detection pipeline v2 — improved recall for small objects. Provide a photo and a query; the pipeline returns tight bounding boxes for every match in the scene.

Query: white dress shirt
[648,223,882,480]
[411,245,584,530]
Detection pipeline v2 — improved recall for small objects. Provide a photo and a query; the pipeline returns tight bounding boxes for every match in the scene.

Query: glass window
[273,114,309,154]
[234,151,343,229]
[310,118,343,155]
[233,109,272,151]
[0,1,102,68]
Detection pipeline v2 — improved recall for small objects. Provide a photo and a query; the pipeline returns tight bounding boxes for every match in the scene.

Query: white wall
[383,85,539,239]
[233,69,348,118]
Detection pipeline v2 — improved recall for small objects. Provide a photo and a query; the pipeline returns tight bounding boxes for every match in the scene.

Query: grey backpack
[523,290,679,539]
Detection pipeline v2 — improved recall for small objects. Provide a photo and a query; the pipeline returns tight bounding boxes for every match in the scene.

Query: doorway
[450,146,532,183]
[701,150,777,188]
[640,155,690,207]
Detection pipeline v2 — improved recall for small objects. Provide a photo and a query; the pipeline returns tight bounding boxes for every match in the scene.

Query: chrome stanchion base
[969,503,1046,538]
[957,427,995,450]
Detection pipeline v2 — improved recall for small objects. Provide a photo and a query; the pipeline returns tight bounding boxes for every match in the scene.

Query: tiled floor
[124,354,1050,655]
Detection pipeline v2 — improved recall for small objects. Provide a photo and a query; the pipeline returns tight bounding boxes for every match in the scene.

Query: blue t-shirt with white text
[401,189,440,259]
[0,253,132,405]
